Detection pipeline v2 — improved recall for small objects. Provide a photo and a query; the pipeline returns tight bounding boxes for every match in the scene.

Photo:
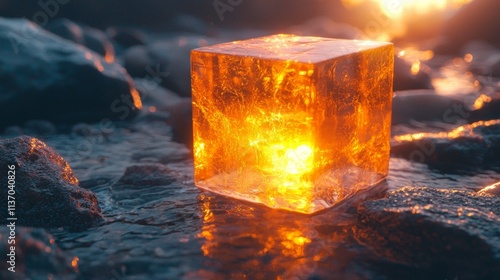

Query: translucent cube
[191,34,394,214]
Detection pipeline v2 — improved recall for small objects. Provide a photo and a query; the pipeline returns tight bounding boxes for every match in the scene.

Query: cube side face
[311,44,394,207]
[192,50,317,212]
[192,36,394,214]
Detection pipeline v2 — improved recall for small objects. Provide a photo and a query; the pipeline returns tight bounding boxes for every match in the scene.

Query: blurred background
[3,0,500,150]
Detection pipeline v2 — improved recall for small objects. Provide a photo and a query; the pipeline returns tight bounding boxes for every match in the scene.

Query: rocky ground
[0,2,500,279]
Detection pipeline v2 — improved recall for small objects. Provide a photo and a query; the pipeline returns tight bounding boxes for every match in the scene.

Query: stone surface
[169,99,193,149]
[0,18,142,128]
[356,186,500,279]
[45,18,115,62]
[0,227,79,280]
[123,36,218,97]
[393,56,433,91]
[391,120,500,170]
[0,136,102,228]
[192,34,393,213]
[106,27,148,48]
[479,182,500,196]
[392,90,467,125]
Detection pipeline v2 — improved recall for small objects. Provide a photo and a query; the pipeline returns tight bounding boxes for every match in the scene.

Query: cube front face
[192,34,394,214]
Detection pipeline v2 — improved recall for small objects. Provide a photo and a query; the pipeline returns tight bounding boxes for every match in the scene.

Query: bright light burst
[342,0,473,39]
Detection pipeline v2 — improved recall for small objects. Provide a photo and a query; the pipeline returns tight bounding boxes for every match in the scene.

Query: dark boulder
[479,182,500,197]
[391,120,500,171]
[106,27,148,48]
[45,18,115,61]
[0,136,102,228]
[356,186,500,279]
[0,18,142,128]
[393,56,433,91]
[392,90,468,125]
[168,99,193,149]
[123,36,219,97]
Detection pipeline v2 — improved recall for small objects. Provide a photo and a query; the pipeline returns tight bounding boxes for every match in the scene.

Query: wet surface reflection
[192,183,387,279]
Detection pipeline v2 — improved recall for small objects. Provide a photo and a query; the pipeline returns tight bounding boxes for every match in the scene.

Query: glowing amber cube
[191,34,393,214]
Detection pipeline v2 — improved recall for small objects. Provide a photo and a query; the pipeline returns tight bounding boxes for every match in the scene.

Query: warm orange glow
[191,35,394,213]
[71,257,79,269]
[394,120,500,142]
[342,0,472,39]
[473,94,492,110]
[464,53,474,63]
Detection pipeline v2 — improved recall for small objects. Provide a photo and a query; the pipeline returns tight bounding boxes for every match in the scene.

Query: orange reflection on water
[193,191,386,279]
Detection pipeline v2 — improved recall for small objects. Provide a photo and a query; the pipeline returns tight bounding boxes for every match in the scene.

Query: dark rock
[391,120,500,170]
[0,227,78,280]
[106,27,148,48]
[23,120,57,136]
[356,186,500,279]
[470,99,500,122]
[0,18,142,128]
[169,99,193,149]
[479,182,500,196]
[435,0,500,54]
[392,90,467,125]
[1,120,57,137]
[170,14,211,35]
[393,56,433,91]
[0,136,102,228]
[123,36,219,97]
[133,78,183,111]
[45,18,115,62]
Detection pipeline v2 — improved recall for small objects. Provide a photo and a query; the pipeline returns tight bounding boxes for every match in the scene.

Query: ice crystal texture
[191,34,394,213]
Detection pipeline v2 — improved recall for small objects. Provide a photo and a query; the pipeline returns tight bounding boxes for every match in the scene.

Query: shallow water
[22,117,496,279]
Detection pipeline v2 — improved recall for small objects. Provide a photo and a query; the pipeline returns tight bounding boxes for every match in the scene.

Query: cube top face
[191,34,394,214]
[192,34,392,64]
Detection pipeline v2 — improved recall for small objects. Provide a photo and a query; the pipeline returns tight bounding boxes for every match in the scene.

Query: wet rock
[106,27,148,48]
[170,14,212,35]
[391,120,500,170]
[392,90,467,125]
[479,182,500,196]
[356,186,500,279]
[169,99,193,149]
[393,56,433,91]
[123,36,219,97]
[435,0,500,54]
[0,227,78,280]
[470,99,500,122]
[0,18,142,128]
[1,120,57,137]
[133,78,184,110]
[45,18,115,62]
[0,136,102,228]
